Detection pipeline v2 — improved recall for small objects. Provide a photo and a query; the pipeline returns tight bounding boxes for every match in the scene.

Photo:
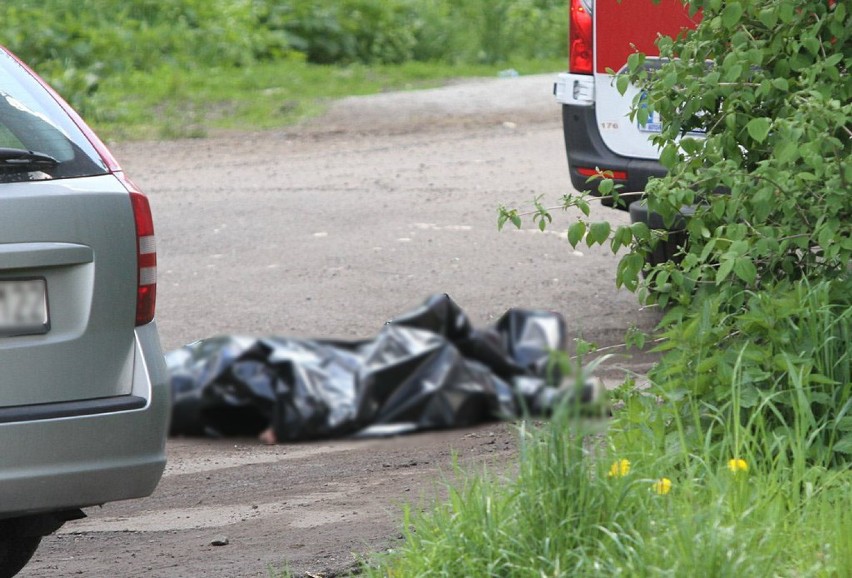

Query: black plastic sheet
[168,294,571,441]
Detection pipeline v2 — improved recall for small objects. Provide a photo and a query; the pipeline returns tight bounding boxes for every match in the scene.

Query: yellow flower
[608,459,631,478]
[653,477,672,495]
[728,458,748,474]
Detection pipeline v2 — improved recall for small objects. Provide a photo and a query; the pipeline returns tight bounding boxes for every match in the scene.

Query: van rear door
[593,0,699,160]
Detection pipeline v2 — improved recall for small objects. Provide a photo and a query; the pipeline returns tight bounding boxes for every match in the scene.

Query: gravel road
[20,73,659,577]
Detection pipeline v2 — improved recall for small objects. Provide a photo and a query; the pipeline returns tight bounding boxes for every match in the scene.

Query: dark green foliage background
[0,0,567,110]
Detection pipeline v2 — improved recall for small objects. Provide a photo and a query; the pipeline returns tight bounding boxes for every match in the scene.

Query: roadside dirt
[20,74,659,577]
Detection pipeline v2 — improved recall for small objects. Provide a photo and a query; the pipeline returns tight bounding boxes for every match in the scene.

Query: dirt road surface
[20,74,659,577]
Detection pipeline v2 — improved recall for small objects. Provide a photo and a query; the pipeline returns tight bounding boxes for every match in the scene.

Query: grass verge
[82,57,564,141]
[364,406,851,577]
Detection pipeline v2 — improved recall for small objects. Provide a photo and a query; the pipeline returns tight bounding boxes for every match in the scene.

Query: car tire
[0,535,41,578]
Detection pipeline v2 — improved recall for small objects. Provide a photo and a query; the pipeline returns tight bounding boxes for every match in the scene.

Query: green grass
[364,410,851,577]
[1,1,568,140]
[362,286,851,578]
[81,57,565,141]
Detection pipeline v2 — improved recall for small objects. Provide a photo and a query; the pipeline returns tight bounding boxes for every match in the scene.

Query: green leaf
[721,2,743,29]
[510,213,521,229]
[833,435,852,455]
[746,117,771,143]
[733,257,757,284]
[716,258,735,284]
[680,138,701,155]
[616,253,643,291]
[802,36,820,56]
[567,221,585,248]
[631,221,651,242]
[611,226,633,253]
[778,1,794,23]
[616,74,629,96]
[730,240,749,256]
[626,52,645,73]
[775,140,799,163]
[723,63,743,82]
[588,221,611,246]
[739,386,760,408]
[758,8,778,28]
[599,178,614,195]
[659,144,678,169]
[771,78,789,91]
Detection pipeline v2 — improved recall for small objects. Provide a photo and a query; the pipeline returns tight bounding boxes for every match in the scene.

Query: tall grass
[369,408,851,577]
[367,281,851,576]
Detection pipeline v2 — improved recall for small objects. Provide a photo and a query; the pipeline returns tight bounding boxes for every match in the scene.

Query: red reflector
[569,0,593,74]
[129,191,157,326]
[577,167,628,180]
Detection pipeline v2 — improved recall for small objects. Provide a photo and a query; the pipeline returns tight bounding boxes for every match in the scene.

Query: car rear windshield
[0,49,109,183]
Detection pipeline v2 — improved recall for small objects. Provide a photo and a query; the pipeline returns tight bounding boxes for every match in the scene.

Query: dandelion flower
[608,459,631,478]
[653,477,672,495]
[728,458,748,474]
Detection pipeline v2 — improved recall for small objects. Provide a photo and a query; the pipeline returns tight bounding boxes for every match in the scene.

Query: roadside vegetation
[7,1,848,575]
[385,0,850,575]
[0,0,567,139]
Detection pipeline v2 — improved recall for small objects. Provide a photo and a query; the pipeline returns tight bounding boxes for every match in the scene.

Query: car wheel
[0,534,41,578]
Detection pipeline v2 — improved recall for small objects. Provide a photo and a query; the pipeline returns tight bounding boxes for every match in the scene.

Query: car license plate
[0,278,49,336]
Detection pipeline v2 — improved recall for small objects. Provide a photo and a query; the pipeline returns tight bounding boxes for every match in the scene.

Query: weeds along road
[21,74,659,577]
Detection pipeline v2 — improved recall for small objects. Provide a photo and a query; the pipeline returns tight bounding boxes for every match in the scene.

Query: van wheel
[628,201,689,269]
[0,535,41,578]
[646,229,688,268]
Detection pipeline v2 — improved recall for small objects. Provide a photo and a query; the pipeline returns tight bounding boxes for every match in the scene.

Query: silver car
[0,46,169,576]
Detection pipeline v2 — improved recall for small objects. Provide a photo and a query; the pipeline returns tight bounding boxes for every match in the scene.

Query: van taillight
[129,190,157,326]
[569,0,594,74]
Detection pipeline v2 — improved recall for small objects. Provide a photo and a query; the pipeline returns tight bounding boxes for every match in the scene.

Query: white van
[554,0,700,263]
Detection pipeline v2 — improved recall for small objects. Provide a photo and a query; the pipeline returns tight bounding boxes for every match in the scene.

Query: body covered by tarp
[168,294,571,441]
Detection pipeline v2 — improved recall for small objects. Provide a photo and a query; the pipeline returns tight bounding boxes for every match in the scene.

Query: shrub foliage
[501,0,850,465]
[0,0,567,112]
[617,0,851,466]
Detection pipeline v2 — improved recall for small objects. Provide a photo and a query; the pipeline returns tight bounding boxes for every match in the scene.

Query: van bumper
[561,103,667,208]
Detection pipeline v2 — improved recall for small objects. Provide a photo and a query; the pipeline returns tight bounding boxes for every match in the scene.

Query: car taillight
[128,189,157,326]
[569,0,594,74]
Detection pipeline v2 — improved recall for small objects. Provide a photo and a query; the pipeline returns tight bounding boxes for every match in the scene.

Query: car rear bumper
[561,103,667,208]
[0,322,170,519]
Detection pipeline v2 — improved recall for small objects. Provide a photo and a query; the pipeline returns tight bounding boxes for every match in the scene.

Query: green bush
[616,0,851,466]
[0,0,567,115]
[255,0,419,65]
[500,0,850,465]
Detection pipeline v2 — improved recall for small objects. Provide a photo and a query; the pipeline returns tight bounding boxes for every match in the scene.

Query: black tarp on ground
[167,294,574,441]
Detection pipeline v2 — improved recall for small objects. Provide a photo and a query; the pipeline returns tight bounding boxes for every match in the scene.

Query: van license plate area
[638,109,663,134]
[0,278,49,336]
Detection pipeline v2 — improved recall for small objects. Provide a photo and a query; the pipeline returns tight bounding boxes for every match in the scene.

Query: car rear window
[0,49,109,183]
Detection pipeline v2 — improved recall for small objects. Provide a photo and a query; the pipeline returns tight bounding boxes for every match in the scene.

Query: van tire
[646,230,688,268]
[628,201,689,268]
